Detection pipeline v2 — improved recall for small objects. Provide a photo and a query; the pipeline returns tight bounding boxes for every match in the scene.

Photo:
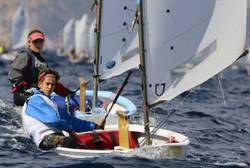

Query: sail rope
[217,73,227,106]
[102,27,127,38]
[139,89,194,146]
[139,74,227,145]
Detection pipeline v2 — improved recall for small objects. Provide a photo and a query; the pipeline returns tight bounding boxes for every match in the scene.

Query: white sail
[142,0,247,105]
[11,4,29,50]
[0,18,2,39]
[89,19,96,60]
[99,0,139,80]
[63,19,75,54]
[75,14,91,59]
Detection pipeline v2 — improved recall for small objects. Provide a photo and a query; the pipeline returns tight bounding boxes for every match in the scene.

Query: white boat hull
[55,124,189,159]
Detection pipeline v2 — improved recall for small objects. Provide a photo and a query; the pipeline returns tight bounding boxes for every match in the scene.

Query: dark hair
[38,69,60,82]
[28,29,45,38]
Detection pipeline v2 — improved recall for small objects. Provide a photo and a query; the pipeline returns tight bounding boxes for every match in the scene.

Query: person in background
[8,29,73,106]
[22,69,105,150]
[0,41,5,54]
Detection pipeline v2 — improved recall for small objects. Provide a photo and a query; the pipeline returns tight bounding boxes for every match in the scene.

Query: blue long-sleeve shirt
[26,90,96,132]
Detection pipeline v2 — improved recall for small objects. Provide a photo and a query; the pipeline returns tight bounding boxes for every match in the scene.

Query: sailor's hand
[69,131,80,142]
[96,119,106,130]
[67,89,76,97]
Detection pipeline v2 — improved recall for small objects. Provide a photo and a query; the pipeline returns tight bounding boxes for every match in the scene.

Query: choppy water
[0,51,250,168]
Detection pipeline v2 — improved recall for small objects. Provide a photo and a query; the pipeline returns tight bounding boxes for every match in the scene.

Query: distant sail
[142,0,247,105]
[88,19,96,60]
[11,4,29,50]
[99,0,139,80]
[63,19,75,54]
[75,14,91,59]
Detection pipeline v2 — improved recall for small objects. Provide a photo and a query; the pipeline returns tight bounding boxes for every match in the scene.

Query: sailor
[22,69,105,150]
[0,41,5,54]
[8,29,73,106]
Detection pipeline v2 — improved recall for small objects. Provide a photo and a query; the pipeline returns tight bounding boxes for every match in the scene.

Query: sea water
[0,52,250,167]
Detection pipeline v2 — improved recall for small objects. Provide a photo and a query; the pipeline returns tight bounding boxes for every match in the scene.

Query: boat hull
[55,124,190,159]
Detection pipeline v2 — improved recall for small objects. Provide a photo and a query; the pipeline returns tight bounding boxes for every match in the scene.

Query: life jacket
[10,49,48,93]
[22,94,62,147]
[21,49,48,84]
[10,49,70,97]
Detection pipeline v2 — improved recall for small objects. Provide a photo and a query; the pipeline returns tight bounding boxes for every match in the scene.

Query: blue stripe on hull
[53,90,137,117]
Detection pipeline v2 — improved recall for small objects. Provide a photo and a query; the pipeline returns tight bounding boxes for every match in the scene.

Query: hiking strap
[108,132,117,148]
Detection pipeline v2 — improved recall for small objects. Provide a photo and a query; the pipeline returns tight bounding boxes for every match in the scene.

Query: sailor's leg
[39,133,77,150]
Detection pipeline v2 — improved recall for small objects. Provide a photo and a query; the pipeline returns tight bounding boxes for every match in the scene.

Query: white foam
[214,161,248,167]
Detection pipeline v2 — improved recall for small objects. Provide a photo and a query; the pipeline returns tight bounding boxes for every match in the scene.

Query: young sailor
[22,69,105,150]
[8,29,73,106]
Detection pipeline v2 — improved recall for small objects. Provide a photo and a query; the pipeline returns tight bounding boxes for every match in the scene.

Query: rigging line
[150,93,191,135]
[155,89,194,127]
[139,89,194,146]
[217,73,227,106]
[102,27,128,38]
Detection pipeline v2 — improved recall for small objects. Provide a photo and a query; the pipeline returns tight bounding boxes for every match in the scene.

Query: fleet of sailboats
[58,14,95,63]
[72,14,93,63]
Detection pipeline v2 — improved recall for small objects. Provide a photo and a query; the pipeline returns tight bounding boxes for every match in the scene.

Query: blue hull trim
[52,90,137,117]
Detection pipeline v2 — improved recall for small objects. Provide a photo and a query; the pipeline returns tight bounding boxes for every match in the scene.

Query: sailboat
[56,0,247,159]
[1,4,29,61]
[70,14,92,63]
[11,4,29,50]
[88,19,96,62]
[57,19,75,57]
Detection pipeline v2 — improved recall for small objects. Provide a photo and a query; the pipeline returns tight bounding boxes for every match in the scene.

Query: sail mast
[93,0,102,107]
[138,0,151,145]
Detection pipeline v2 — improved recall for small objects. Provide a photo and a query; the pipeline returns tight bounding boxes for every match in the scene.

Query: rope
[139,89,194,146]
[217,73,227,106]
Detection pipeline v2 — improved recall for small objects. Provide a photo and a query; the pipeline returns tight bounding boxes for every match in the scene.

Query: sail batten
[142,0,247,105]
